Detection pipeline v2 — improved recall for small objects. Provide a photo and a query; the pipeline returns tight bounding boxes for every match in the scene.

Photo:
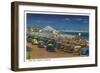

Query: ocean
[61,32,89,40]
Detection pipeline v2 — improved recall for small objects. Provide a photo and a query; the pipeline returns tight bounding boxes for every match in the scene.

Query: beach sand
[26,42,79,59]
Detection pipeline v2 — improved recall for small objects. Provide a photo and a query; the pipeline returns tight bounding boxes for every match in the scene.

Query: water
[61,32,89,40]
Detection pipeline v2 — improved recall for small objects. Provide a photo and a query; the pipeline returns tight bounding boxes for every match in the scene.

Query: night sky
[26,13,89,31]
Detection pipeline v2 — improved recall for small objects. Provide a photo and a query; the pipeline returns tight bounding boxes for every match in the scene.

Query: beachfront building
[41,26,59,33]
[40,26,59,38]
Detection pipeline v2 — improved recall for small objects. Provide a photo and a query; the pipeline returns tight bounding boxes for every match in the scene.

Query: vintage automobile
[31,35,40,45]
[46,44,56,52]
[32,38,39,45]
[73,45,81,55]
[54,42,63,51]
[37,37,50,47]
[27,35,33,42]
[66,44,75,53]
[46,39,56,52]
[40,37,49,45]
[63,43,71,51]
[81,47,89,56]
[38,41,46,48]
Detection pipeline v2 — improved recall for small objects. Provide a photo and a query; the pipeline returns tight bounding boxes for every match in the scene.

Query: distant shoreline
[60,30,89,33]
[27,26,89,33]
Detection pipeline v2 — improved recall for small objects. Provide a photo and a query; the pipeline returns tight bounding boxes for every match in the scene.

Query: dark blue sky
[26,13,89,31]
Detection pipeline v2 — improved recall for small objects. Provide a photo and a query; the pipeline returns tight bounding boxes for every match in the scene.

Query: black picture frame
[11,1,98,71]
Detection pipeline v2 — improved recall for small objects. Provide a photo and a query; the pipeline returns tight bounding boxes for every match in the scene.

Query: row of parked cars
[27,34,89,56]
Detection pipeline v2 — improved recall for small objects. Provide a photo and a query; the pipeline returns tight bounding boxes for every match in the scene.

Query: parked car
[54,42,63,51]
[46,39,56,52]
[38,41,46,48]
[39,37,49,46]
[46,44,56,52]
[32,38,39,45]
[27,35,33,42]
[81,47,89,56]
[67,44,75,53]
[74,46,81,55]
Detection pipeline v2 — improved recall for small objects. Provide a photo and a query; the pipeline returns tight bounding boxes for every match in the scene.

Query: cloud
[65,18,70,21]
[76,18,83,21]
[83,20,88,23]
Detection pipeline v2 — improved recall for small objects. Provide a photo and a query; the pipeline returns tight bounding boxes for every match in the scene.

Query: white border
[18,5,96,68]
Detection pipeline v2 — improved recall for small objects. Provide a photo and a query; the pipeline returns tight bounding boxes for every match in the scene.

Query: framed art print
[11,1,97,71]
